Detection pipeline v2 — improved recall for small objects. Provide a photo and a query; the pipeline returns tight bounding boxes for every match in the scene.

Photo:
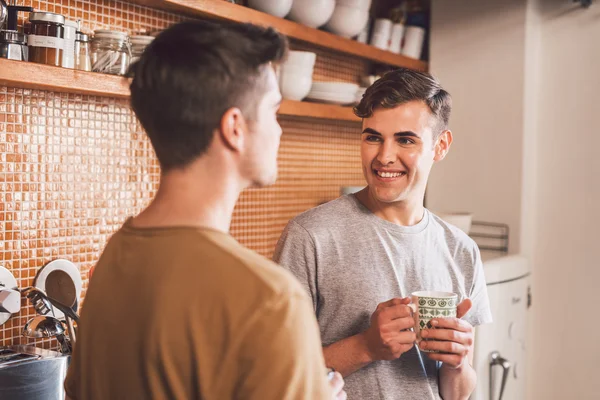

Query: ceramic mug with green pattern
[408,291,458,353]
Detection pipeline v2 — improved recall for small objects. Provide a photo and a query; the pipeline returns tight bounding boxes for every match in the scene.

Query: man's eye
[365,135,380,142]
[397,138,414,145]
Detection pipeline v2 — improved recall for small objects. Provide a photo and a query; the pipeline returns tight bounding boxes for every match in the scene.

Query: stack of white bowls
[324,0,371,38]
[306,81,359,105]
[288,0,336,28]
[279,51,317,101]
[247,0,293,18]
[354,87,367,104]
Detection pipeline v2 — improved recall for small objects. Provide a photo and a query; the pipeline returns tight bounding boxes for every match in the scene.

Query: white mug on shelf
[389,23,405,54]
[401,25,426,59]
[370,19,392,51]
[372,18,392,36]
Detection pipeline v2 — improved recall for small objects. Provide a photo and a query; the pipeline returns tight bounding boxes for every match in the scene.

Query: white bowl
[355,87,367,103]
[288,0,336,28]
[248,0,293,18]
[337,0,372,11]
[281,64,314,75]
[325,5,369,38]
[435,212,473,234]
[280,72,313,101]
[370,32,390,50]
[284,50,317,69]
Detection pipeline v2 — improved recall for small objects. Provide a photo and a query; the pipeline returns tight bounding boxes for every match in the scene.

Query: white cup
[401,26,426,59]
[408,291,458,352]
[370,33,389,50]
[389,23,405,54]
[285,50,316,69]
[372,18,392,36]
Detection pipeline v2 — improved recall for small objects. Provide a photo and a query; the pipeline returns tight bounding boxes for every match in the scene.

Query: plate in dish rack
[33,259,82,320]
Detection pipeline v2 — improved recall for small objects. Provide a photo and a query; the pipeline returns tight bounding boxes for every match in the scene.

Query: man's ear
[219,107,247,152]
[434,130,453,162]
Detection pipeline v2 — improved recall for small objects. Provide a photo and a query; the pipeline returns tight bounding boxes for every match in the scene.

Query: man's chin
[250,174,277,188]
[370,186,407,204]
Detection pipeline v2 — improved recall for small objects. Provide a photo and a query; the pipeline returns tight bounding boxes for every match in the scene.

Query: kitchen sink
[0,345,70,400]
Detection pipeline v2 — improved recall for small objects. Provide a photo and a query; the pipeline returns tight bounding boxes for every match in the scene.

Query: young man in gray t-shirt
[274,69,492,400]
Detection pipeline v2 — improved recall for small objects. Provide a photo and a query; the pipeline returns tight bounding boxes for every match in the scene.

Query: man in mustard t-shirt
[64,20,345,400]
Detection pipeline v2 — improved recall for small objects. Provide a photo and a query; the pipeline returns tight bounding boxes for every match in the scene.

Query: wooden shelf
[0,58,360,122]
[0,59,130,98]
[279,100,358,122]
[128,0,428,71]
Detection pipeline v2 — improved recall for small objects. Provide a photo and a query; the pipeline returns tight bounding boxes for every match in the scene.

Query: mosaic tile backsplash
[0,0,367,347]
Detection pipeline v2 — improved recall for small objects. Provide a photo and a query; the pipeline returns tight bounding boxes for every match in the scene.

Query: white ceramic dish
[34,259,82,320]
[248,0,293,18]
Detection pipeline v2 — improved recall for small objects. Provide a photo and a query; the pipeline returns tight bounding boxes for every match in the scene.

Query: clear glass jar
[74,31,91,71]
[27,12,65,67]
[129,35,154,65]
[90,30,130,75]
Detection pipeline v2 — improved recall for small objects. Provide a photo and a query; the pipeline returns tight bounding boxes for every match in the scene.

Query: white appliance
[471,254,530,400]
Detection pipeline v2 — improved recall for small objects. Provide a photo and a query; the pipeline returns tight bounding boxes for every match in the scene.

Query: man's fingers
[421,328,473,346]
[382,329,417,346]
[376,297,410,311]
[382,316,416,333]
[329,371,344,394]
[380,304,414,321]
[419,339,467,355]
[456,298,472,319]
[429,317,473,333]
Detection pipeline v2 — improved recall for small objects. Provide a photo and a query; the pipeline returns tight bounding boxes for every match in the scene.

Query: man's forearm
[439,363,477,400]
[323,333,373,378]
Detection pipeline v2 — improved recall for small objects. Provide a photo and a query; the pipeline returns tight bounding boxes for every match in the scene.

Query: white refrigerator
[471,255,530,400]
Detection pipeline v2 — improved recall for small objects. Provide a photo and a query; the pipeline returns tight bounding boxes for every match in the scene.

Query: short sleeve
[463,244,493,327]
[273,220,319,312]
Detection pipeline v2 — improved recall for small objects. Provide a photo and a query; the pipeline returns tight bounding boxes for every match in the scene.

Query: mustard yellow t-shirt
[65,219,332,400]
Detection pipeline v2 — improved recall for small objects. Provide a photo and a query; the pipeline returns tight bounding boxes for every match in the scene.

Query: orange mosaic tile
[0,0,366,348]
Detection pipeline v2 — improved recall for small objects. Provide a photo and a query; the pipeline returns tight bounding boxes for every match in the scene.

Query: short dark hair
[354,68,452,138]
[128,20,287,171]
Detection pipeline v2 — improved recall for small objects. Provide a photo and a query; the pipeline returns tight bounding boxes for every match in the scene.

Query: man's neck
[131,160,243,233]
[355,188,425,226]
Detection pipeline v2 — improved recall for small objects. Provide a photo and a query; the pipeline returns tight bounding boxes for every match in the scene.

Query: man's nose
[376,140,396,165]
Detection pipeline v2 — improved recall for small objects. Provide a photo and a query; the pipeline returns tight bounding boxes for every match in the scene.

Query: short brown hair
[354,68,452,137]
[129,20,287,171]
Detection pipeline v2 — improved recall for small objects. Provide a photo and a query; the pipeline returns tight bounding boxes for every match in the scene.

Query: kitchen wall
[524,0,600,398]
[431,0,600,398]
[0,0,366,347]
[428,0,527,254]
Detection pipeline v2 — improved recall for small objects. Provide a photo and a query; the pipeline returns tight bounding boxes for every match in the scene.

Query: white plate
[0,266,18,325]
[34,259,82,320]
[311,81,359,93]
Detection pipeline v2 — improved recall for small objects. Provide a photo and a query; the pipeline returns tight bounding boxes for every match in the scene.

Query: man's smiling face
[360,100,444,204]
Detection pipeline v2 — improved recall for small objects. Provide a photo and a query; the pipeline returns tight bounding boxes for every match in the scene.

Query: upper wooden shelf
[0,58,360,122]
[128,0,428,71]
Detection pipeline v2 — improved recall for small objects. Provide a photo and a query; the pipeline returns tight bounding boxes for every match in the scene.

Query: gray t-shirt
[273,194,492,400]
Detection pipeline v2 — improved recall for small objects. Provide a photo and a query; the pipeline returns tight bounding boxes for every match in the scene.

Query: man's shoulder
[291,195,358,232]
[428,211,479,257]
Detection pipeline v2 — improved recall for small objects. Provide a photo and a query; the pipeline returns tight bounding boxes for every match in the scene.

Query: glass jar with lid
[27,11,65,66]
[129,35,154,65]
[74,30,91,71]
[91,29,130,75]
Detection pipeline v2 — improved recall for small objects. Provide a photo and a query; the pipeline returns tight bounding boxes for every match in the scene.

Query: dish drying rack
[469,221,509,254]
